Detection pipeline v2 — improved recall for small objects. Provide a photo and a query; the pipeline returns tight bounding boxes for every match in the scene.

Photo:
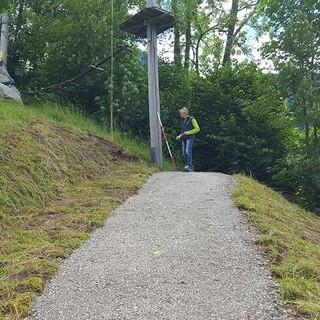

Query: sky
[237,28,274,70]
[133,1,274,71]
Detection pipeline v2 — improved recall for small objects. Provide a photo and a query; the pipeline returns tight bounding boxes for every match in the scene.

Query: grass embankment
[0,101,156,320]
[233,175,320,319]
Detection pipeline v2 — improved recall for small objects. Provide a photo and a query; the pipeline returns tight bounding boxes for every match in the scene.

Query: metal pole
[146,0,163,167]
[0,13,9,69]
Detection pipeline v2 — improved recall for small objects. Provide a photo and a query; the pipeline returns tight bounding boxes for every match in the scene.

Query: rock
[0,83,23,103]
[0,66,23,103]
[0,66,14,84]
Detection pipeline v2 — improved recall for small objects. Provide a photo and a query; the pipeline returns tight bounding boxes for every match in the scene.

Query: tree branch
[234,0,261,37]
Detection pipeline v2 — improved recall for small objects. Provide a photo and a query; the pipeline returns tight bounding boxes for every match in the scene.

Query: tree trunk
[172,0,181,67]
[10,0,26,67]
[305,123,310,147]
[222,0,239,65]
[304,108,310,147]
[184,21,191,69]
[195,38,201,75]
[314,125,318,149]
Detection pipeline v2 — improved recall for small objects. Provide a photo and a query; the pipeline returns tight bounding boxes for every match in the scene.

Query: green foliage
[3,0,319,211]
[261,0,320,212]
[115,60,319,212]
[6,0,145,123]
[1,0,319,318]
[0,1,9,11]
[262,0,320,147]
[192,64,293,179]
[141,63,293,181]
[273,155,320,213]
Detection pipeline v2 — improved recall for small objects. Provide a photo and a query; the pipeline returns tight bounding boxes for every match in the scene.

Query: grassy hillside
[0,100,156,320]
[233,175,320,319]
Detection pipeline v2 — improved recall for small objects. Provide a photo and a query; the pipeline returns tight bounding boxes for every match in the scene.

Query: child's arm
[185,118,200,135]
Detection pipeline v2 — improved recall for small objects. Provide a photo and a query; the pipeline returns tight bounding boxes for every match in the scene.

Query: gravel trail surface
[29,172,289,320]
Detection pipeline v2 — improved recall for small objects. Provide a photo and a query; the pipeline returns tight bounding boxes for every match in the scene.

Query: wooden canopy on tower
[120,7,175,38]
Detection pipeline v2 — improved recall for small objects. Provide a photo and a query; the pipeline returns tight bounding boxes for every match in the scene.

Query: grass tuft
[232,174,320,319]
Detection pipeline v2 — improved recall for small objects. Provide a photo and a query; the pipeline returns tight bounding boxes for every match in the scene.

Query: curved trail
[30,173,289,320]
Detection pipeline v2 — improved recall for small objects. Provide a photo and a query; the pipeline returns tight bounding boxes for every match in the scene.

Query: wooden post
[0,13,9,69]
[146,0,163,167]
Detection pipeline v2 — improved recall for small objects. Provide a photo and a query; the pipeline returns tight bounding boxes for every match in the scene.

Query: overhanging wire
[41,46,128,91]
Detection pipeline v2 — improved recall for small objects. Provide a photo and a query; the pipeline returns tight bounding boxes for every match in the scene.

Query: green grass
[0,99,158,319]
[0,101,154,162]
[232,175,320,319]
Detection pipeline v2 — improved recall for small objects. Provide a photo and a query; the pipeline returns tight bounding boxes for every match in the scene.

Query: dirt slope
[0,113,154,319]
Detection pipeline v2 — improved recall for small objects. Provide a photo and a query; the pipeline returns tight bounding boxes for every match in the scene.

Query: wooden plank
[120,7,175,38]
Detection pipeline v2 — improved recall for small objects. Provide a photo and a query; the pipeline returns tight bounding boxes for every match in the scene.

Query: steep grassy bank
[0,101,156,320]
[233,175,320,319]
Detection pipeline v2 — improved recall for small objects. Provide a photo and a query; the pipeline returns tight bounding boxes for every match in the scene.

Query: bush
[273,155,320,213]
[191,63,294,181]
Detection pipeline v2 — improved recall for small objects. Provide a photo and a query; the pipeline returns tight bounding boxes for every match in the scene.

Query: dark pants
[182,139,194,168]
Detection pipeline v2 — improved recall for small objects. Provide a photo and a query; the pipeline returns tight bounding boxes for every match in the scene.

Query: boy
[176,107,200,172]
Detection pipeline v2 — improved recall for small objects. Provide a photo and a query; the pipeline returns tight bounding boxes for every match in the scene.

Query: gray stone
[0,66,23,103]
[0,83,23,103]
[0,66,14,84]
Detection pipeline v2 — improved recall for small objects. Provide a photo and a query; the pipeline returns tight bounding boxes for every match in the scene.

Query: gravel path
[29,172,289,320]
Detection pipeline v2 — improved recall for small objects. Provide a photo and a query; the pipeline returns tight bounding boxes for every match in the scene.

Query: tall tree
[172,0,181,66]
[222,0,261,65]
[262,0,320,153]
[178,0,202,70]
[222,0,239,65]
[184,0,193,69]
[184,20,191,69]
[192,2,224,74]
